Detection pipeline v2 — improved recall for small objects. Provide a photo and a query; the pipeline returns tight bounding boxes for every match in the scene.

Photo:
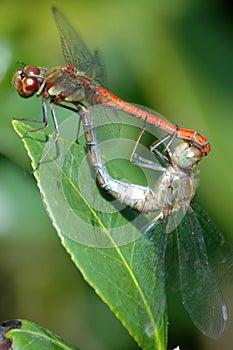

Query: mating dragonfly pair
[13,7,233,340]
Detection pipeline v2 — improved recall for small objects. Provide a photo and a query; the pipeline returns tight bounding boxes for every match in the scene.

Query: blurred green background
[0,0,233,349]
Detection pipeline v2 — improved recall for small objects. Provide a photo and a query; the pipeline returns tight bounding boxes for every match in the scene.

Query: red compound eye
[23,77,38,92]
[24,66,40,75]
[12,65,41,97]
[12,71,39,97]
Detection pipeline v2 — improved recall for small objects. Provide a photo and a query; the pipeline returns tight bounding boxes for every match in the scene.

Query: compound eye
[12,66,40,98]
[173,143,202,169]
[22,76,39,94]
[24,66,40,75]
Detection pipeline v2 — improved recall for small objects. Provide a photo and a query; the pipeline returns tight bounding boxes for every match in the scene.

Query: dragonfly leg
[130,125,168,171]
[131,153,166,172]
[75,116,82,143]
[130,125,146,163]
[53,101,87,143]
[131,124,179,168]
[144,212,164,233]
[32,101,60,171]
[13,98,49,139]
[150,127,179,163]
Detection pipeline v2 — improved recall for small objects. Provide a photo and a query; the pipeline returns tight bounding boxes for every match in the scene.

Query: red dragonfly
[12,7,210,166]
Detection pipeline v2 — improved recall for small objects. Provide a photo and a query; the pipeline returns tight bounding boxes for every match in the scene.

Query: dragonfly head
[172,142,202,169]
[12,66,41,98]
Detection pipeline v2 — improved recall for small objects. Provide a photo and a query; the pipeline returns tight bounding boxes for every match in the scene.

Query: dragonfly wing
[176,205,228,338]
[166,206,189,233]
[87,105,121,142]
[52,7,105,84]
[134,220,168,332]
[86,105,164,173]
[191,202,233,283]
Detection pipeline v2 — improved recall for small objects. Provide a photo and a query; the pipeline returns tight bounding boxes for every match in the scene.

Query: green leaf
[12,119,168,350]
[2,319,79,349]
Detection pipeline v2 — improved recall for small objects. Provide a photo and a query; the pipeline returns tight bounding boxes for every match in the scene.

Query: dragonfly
[12,6,211,168]
[79,104,233,339]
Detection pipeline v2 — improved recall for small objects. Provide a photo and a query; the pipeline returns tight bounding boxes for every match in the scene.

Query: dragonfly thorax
[44,65,97,105]
[156,166,196,214]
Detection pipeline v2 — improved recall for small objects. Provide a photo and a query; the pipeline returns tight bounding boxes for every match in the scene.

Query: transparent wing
[191,202,233,283]
[85,105,121,142]
[82,104,166,172]
[133,220,168,332]
[52,6,105,84]
[176,204,229,339]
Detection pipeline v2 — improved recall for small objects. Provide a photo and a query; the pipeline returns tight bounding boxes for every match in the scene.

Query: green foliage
[4,320,79,350]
